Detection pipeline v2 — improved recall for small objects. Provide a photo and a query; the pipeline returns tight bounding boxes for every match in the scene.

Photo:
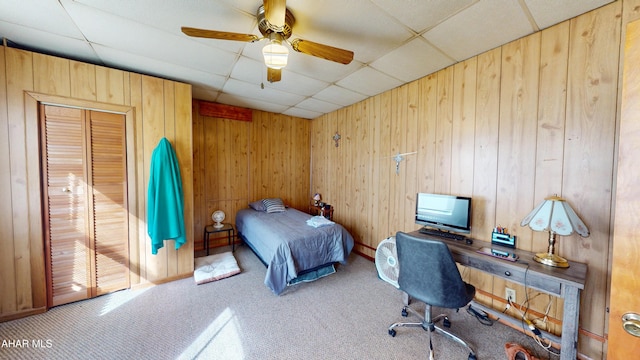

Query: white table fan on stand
[212,210,225,228]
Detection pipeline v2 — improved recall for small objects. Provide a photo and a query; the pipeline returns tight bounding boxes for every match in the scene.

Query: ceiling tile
[63,1,239,76]
[74,0,255,54]
[296,97,345,114]
[423,0,535,61]
[371,0,477,33]
[223,78,306,107]
[337,66,404,97]
[217,92,290,114]
[283,107,322,119]
[0,21,100,64]
[313,85,368,107]
[370,37,454,83]
[1,0,84,39]
[524,0,613,30]
[93,44,227,89]
[285,0,414,64]
[191,85,220,103]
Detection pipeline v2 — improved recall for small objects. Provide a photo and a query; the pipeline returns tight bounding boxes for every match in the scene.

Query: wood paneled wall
[311,2,640,358]
[0,46,194,322]
[192,100,310,249]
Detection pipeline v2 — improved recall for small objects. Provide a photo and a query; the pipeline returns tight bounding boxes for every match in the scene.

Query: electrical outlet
[505,288,516,303]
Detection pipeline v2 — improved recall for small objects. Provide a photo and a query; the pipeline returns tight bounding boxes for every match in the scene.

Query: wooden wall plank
[163,81,179,277]
[0,45,15,315]
[417,74,438,195]
[33,53,70,97]
[434,67,453,194]
[174,82,194,274]
[129,73,145,285]
[365,96,380,251]
[403,82,419,232]
[141,75,167,282]
[70,60,96,100]
[470,47,502,309]
[494,32,541,320]
[5,48,35,312]
[529,21,571,333]
[565,4,621,353]
[496,33,540,250]
[96,66,125,104]
[451,58,477,197]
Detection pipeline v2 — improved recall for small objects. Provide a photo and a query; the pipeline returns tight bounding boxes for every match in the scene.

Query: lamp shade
[263,39,288,69]
[313,193,321,201]
[520,195,589,237]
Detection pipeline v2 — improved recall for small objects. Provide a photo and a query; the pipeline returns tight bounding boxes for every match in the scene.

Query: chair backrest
[396,231,472,309]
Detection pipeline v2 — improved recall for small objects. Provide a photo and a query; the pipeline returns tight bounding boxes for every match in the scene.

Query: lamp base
[533,252,570,268]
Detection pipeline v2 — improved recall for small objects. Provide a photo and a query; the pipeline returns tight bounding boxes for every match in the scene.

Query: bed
[236,198,354,295]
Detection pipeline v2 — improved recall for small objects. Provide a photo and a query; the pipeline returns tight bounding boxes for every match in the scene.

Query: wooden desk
[409,231,587,360]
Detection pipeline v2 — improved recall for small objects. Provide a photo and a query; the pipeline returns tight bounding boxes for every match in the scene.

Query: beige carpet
[0,245,551,359]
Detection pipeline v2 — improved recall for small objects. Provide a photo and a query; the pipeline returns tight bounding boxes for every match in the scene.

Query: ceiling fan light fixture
[262,37,289,69]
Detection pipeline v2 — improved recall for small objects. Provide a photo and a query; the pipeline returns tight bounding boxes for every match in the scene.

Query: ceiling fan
[181,0,354,83]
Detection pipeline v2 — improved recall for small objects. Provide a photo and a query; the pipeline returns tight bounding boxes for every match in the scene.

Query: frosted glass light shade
[521,195,589,237]
[520,195,589,268]
[263,39,288,69]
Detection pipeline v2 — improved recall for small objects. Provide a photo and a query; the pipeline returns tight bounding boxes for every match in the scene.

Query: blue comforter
[236,207,354,295]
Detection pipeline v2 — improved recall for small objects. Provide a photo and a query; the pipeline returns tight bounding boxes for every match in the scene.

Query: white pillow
[194,252,241,285]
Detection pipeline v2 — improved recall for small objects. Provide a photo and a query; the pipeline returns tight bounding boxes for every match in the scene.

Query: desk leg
[561,286,580,360]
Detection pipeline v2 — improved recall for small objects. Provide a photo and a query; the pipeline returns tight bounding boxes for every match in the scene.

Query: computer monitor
[415,193,472,234]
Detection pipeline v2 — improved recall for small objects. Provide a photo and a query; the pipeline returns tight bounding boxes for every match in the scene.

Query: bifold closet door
[41,105,129,307]
[88,110,130,296]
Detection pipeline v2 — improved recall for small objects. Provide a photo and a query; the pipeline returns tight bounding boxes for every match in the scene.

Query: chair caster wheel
[388,329,396,337]
[401,308,408,317]
[443,317,451,328]
[468,353,477,360]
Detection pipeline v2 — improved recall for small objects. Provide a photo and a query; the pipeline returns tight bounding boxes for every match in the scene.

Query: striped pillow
[262,198,286,213]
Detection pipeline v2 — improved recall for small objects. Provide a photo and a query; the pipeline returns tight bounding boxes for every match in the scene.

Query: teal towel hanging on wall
[147,137,186,255]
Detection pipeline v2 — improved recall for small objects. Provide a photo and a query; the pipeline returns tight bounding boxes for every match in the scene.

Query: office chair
[388,231,477,360]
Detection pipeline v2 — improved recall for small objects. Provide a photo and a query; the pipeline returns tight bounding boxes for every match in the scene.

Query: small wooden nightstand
[309,204,333,221]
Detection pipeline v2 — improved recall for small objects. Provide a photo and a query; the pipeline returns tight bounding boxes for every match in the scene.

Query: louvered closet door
[42,105,129,307]
[88,110,130,295]
[42,105,92,306]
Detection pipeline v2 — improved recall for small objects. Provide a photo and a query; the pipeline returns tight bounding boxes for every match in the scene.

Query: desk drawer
[466,257,562,296]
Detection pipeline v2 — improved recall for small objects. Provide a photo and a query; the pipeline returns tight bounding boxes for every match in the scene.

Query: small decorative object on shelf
[212,210,225,228]
[309,203,333,221]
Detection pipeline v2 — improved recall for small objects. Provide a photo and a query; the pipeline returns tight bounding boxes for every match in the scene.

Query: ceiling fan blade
[263,0,287,28]
[290,39,354,65]
[267,67,282,83]
[181,27,259,42]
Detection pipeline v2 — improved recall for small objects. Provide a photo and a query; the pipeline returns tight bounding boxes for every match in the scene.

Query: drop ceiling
[0,0,614,119]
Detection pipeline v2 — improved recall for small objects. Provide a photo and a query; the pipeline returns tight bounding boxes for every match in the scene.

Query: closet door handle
[62,187,72,193]
[622,313,640,337]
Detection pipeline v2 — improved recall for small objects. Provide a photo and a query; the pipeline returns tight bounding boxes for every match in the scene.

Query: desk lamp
[520,195,589,268]
[313,193,321,206]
